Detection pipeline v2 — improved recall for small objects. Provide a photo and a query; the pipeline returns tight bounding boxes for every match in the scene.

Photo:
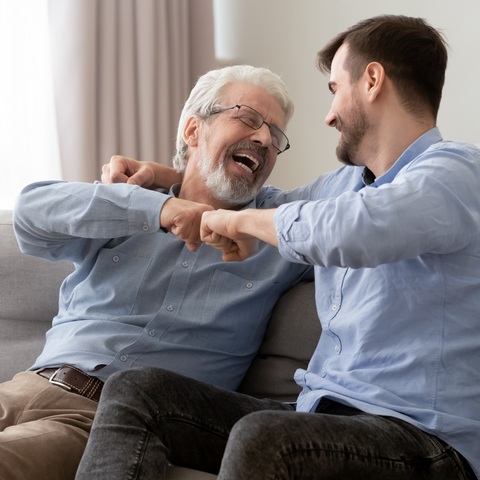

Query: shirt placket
[114,246,200,367]
[320,268,348,376]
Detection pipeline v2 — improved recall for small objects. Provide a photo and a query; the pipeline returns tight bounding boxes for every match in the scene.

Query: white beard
[198,141,267,207]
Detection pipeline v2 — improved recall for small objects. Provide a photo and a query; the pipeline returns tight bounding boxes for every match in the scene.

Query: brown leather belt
[37,365,103,402]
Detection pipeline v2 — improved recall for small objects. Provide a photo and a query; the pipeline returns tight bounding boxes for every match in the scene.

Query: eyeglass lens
[236,106,288,152]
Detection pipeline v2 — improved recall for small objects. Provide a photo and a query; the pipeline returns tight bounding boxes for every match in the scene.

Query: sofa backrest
[0,210,74,381]
[0,210,322,400]
[0,210,75,322]
[237,280,321,402]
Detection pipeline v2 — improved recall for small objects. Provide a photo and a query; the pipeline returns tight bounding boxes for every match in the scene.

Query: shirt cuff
[127,187,169,235]
[274,202,310,264]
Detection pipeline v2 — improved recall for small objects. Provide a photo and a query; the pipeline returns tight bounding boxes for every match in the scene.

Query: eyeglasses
[208,104,290,154]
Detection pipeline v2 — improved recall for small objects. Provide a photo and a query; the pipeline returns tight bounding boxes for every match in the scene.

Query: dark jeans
[75,367,475,480]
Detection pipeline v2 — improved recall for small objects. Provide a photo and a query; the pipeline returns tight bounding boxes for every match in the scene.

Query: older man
[78,15,479,480]
[3,65,311,480]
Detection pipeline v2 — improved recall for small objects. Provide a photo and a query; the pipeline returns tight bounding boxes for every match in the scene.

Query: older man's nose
[249,123,273,147]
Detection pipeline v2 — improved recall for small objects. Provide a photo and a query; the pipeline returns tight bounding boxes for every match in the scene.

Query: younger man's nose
[325,109,336,128]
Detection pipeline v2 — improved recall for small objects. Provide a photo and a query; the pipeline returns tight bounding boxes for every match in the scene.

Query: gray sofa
[0,209,321,479]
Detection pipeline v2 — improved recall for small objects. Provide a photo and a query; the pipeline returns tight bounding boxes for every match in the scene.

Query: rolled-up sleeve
[274,145,480,269]
[13,181,169,263]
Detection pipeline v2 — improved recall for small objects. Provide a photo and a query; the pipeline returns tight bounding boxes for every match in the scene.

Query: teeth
[234,153,259,172]
[235,161,253,174]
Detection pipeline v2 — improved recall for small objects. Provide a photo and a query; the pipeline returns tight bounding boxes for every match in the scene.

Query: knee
[228,411,287,452]
[221,412,291,478]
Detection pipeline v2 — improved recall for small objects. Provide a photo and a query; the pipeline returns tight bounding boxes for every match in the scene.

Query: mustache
[223,141,268,165]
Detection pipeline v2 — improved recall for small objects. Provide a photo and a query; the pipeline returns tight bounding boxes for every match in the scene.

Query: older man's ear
[183,116,200,147]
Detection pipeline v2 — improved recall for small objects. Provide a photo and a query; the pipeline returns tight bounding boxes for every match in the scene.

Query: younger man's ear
[363,62,385,102]
[183,116,200,147]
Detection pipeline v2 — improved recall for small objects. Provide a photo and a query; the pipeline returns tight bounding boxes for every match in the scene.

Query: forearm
[151,163,183,190]
[274,153,480,268]
[14,181,165,261]
[102,156,182,189]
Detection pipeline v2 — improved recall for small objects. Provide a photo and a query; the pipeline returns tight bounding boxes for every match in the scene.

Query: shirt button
[143,222,149,231]
[167,305,174,312]
[331,305,338,311]
[335,345,340,352]
[149,330,156,337]
[246,283,253,289]
[112,255,120,263]
[120,355,128,361]
[182,261,188,268]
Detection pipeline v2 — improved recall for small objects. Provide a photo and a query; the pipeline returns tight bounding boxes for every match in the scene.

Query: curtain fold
[48,0,216,183]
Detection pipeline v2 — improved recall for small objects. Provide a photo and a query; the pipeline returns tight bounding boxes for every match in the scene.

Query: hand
[102,156,156,188]
[201,210,260,262]
[160,198,214,251]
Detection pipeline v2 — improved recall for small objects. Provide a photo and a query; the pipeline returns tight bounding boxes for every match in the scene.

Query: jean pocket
[423,431,476,480]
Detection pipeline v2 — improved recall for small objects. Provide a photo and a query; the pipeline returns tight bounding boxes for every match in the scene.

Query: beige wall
[213,0,480,190]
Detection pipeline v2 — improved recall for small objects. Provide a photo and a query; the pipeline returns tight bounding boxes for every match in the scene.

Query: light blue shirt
[257,128,480,476]
[13,182,312,391]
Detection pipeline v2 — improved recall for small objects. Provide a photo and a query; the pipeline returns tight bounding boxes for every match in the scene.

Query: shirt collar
[168,183,257,210]
[362,127,443,187]
[169,183,182,197]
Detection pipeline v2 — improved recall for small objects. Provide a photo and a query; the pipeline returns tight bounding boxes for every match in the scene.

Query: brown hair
[317,15,448,120]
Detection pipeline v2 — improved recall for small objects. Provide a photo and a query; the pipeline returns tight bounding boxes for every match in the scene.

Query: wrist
[236,209,261,236]
[237,209,278,247]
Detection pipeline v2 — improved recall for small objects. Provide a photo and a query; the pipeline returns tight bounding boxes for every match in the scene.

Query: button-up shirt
[14,182,312,391]
[257,128,480,476]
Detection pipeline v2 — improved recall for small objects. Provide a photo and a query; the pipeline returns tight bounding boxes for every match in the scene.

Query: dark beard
[336,97,369,167]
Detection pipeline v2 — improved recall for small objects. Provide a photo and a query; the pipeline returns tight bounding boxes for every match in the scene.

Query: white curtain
[0,0,62,209]
[48,0,216,183]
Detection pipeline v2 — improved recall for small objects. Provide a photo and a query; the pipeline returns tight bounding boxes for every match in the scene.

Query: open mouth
[232,153,259,174]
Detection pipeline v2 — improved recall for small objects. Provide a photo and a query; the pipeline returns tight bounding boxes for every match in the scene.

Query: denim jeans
[75,367,475,480]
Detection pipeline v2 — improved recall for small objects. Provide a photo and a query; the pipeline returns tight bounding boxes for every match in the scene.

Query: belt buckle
[48,367,72,391]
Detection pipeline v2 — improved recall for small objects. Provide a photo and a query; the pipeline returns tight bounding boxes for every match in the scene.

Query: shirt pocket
[198,269,276,354]
[67,248,152,319]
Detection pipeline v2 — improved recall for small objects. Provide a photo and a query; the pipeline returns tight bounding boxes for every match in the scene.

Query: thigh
[0,372,97,480]
[219,408,472,480]
[76,367,294,480]
[149,368,294,472]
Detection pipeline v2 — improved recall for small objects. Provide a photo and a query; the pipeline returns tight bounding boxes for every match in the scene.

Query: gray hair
[172,65,294,173]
